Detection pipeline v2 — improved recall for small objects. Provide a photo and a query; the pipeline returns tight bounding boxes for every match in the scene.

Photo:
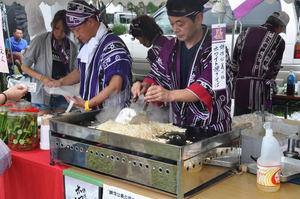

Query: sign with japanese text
[212,23,226,90]
[0,10,9,73]
[65,176,100,199]
[103,184,151,199]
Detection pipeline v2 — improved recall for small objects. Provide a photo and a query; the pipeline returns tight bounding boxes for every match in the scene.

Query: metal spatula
[127,96,150,124]
[115,96,149,124]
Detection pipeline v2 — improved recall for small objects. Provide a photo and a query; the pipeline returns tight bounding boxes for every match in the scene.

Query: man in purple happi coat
[132,0,233,133]
[48,0,132,111]
[232,11,289,115]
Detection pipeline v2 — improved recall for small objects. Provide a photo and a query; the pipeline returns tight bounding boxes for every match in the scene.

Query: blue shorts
[32,95,69,111]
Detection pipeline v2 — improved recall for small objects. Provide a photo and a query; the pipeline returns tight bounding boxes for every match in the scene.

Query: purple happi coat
[78,31,132,110]
[147,35,171,65]
[232,24,285,112]
[145,26,233,132]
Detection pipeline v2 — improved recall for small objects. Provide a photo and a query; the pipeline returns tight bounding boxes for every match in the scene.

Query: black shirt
[51,46,69,80]
[180,40,202,89]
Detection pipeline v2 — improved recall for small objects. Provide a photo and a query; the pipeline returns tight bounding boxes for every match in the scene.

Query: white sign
[103,184,151,199]
[65,176,100,199]
[7,78,37,93]
[0,10,9,73]
[212,23,227,90]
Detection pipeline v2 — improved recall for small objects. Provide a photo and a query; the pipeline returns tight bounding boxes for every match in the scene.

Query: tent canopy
[1,0,165,38]
[2,0,166,6]
[101,0,165,6]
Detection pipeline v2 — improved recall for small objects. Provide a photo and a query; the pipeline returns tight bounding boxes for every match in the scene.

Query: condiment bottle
[286,70,296,95]
[257,122,282,192]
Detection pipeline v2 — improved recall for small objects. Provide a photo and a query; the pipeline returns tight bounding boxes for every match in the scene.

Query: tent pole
[230,20,237,60]
[230,19,237,117]
[2,3,14,67]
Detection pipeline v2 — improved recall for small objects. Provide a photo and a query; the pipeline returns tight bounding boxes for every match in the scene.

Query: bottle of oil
[286,70,296,95]
[257,122,282,192]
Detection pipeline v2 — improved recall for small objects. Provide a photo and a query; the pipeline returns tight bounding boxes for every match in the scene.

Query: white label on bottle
[257,164,281,187]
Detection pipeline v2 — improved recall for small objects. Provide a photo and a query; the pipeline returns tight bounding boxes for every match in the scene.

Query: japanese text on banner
[65,176,100,199]
[212,24,226,90]
[0,10,9,73]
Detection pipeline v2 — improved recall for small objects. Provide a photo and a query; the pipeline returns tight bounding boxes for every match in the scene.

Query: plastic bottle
[286,70,296,95]
[257,122,282,192]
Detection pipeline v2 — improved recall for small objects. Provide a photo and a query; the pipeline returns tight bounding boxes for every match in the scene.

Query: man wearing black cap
[140,0,233,133]
[232,11,289,115]
[48,0,132,111]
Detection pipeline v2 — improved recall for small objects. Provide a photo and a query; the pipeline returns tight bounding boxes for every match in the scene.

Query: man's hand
[4,85,28,102]
[40,76,55,86]
[144,85,172,102]
[45,79,63,87]
[131,81,150,100]
[65,96,84,108]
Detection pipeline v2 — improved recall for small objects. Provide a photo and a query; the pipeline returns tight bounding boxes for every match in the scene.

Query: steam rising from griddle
[95,94,169,124]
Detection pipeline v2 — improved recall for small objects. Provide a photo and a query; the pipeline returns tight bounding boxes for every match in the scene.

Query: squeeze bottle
[257,122,282,192]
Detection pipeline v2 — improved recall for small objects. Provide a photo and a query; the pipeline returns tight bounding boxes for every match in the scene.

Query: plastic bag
[7,75,36,93]
[44,84,80,97]
[0,139,11,176]
[44,84,80,113]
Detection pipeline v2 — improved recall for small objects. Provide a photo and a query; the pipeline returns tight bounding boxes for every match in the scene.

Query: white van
[120,0,300,81]
[107,12,137,29]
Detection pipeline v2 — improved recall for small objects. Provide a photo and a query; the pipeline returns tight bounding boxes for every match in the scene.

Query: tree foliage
[126,1,165,15]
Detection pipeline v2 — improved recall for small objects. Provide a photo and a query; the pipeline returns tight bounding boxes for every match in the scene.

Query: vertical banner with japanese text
[212,24,226,90]
[0,10,9,73]
[65,176,100,199]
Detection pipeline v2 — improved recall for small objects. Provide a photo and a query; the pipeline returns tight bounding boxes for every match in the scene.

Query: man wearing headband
[48,0,132,111]
[232,11,289,115]
[140,0,233,133]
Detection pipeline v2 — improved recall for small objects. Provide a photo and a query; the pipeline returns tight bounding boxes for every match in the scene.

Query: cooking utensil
[115,107,138,124]
[116,95,150,124]
[129,101,150,124]
[283,137,299,158]
[129,113,150,124]
[143,102,149,111]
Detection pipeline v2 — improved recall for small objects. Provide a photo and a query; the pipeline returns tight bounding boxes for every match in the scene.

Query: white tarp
[102,0,166,5]
[2,0,69,38]
[2,0,68,6]
[2,0,165,7]
[2,0,165,37]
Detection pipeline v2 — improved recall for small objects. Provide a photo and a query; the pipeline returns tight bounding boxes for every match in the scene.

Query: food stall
[1,107,300,199]
[47,110,300,198]
[50,110,241,198]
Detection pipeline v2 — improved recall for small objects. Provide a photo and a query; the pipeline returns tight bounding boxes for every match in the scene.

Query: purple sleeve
[103,49,132,90]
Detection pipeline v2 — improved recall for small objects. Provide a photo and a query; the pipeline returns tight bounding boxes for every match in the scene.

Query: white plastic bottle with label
[257,123,282,192]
